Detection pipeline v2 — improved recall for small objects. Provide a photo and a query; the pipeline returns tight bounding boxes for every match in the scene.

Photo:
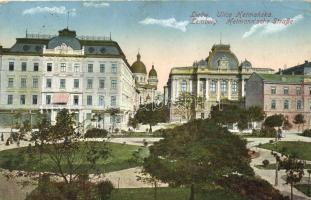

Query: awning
[52,93,69,104]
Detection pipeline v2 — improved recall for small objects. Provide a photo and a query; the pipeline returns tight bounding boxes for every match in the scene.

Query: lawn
[110,187,245,200]
[295,184,311,197]
[258,141,311,161]
[0,142,146,173]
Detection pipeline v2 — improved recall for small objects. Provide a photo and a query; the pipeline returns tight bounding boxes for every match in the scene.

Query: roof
[148,65,157,77]
[131,53,147,74]
[256,73,306,84]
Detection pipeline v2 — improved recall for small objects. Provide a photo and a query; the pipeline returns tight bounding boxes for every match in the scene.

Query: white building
[0,28,136,131]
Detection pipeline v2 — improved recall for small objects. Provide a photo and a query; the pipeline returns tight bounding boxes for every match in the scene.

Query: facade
[130,53,160,108]
[0,28,136,130]
[246,73,311,129]
[165,43,274,122]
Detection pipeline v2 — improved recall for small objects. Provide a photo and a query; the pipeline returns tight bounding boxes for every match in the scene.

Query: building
[165,43,274,122]
[276,60,311,75]
[246,73,311,129]
[0,28,137,130]
[130,53,160,108]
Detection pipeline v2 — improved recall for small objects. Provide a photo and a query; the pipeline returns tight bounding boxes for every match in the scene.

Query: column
[228,80,231,100]
[217,80,221,101]
[189,80,192,94]
[205,79,209,100]
[197,78,200,97]
[241,79,245,97]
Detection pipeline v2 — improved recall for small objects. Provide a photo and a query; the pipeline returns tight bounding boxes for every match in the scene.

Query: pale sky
[0,0,310,91]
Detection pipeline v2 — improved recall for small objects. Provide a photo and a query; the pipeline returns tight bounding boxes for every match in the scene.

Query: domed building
[131,53,158,105]
[165,43,274,122]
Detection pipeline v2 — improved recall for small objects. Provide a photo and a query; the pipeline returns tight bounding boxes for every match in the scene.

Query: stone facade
[246,73,311,129]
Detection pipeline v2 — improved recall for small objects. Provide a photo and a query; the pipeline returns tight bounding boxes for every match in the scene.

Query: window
[297,100,302,110]
[74,79,79,89]
[296,87,301,95]
[181,80,187,92]
[99,95,105,106]
[309,100,311,110]
[210,80,217,93]
[111,80,117,89]
[21,62,27,71]
[111,96,116,106]
[32,78,38,88]
[7,95,13,105]
[87,79,93,89]
[73,95,79,105]
[220,80,227,93]
[284,100,289,109]
[60,63,66,72]
[87,95,92,105]
[231,81,238,94]
[271,86,276,95]
[46,79,52,88]
[88,64,93,72]
[8,78,14,88]
[283,87,289,95]
[32,95,38,105]
[33,63,39,71]
[47,63,52,72]
[100,64,105,73]
[46,95,51,105]
[60,79,66,89]
[111,63,117,73]
[9,62,14,71]
[99,79,105,89]
[20,95,26,105]
[74,64,80,72]
[21,78,27,88]
[271,100,276,109]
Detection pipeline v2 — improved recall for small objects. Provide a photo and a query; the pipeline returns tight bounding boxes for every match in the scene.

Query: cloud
[243,14,303,38]
[22,6,77,16]
[0,0,8,4]
[82,2,110,8]
[139,17,189,32]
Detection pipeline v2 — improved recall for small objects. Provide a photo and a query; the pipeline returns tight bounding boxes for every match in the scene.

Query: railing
[25,33,111,41]
[26,33,57,39]
[78,35,111,41]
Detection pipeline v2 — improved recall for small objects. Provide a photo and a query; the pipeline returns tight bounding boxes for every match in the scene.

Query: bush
[84,128,108,138]
[262,159,270,167]
[302,129,311,137]
[250,127,276,138]
[97,180,114,200]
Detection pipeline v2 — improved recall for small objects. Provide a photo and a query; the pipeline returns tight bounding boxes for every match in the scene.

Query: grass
[110,187,245,200]
[258,141,311,161]
[0,142,147,173]
[255,164,311,170]
[295,184,311,197]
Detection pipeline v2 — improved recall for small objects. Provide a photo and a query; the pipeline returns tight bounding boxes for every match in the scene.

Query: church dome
[149,65,157,77]
[241,59,252,68]
[131,53,147,74]
[207,44,239,70]
[47,28,81,50]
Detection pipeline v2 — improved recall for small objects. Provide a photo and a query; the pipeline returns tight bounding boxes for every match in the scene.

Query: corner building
[0,28,136,130]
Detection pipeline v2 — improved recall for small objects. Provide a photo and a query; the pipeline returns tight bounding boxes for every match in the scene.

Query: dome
[149,65,157,77]
[47,28,81,50]
[131,53,147,74]
[207,44,239,70]
[241,59,252,68]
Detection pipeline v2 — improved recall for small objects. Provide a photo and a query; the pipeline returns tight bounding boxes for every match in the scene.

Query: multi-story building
[165,43,274,122]
[0,28,136,130]
[276,60,311,75]
[246,73,311,129]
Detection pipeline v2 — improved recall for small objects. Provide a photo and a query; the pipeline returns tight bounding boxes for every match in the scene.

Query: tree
[264,114,284,129]
[293,114,305,132]
[307,169,311,196]
[134,103,167,132]
[174,92,195,121]
[247,106,265,122]
[279,154,305,200]
[30,109,111,199]
[143,119,254,200]
[128,117,139,130]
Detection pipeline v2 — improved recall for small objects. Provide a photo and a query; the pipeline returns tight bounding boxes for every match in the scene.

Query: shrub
[302,129,311,137]
[262,159,270,167]
[97,180,114,200]
[84,128,108,138]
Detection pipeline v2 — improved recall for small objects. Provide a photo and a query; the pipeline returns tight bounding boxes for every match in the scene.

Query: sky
[0,0,310,91]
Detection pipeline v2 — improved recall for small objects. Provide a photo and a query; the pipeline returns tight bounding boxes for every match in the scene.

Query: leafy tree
[264,114,284,129]
[307,169,311,196]
[247,106,265,122]
[293,114,305,132]
[134,103,167,132]
[128,117,139,130]
[143,119,254,200]
[16,120,31,146]
[279,154,305,200]
[84,128,108,138]
[174,92,196,121]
